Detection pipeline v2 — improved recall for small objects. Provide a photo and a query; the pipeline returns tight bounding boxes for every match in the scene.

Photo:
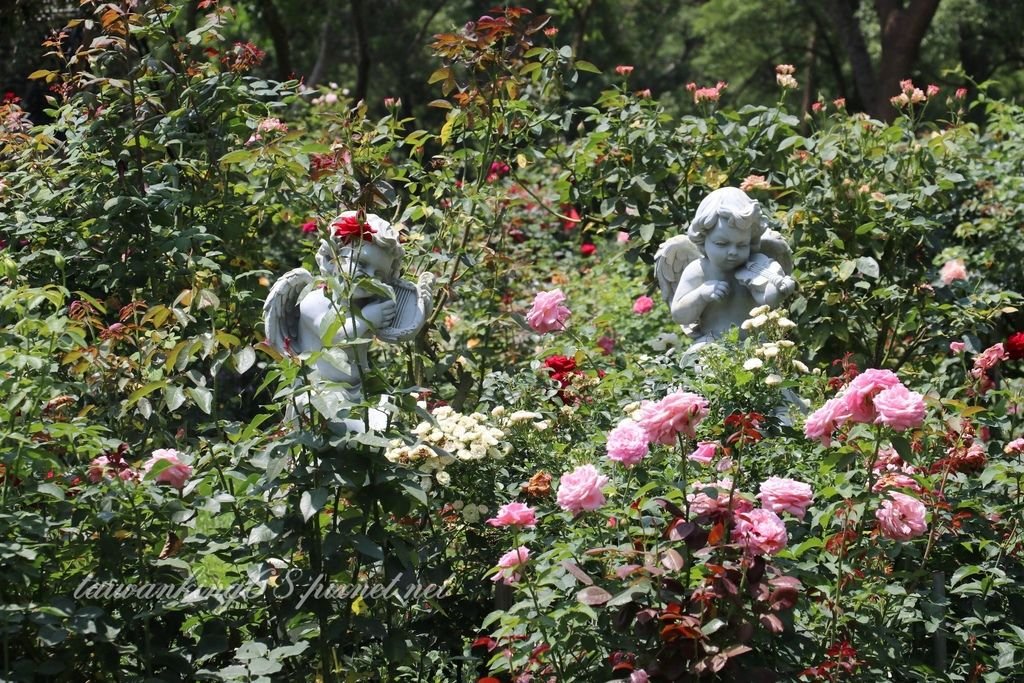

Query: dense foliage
[2,2,1024,681]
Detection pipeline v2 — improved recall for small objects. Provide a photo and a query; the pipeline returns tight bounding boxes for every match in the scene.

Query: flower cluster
[969,342,1008,394]
[685,80,727,104]
[775,64,798,90]
[890,79,938,108]
[804,368,926,446]
[385,405,511,471]
[88,447,193,490]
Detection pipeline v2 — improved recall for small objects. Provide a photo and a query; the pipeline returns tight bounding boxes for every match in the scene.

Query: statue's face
[340,243,395,295]
[704,220,750,273]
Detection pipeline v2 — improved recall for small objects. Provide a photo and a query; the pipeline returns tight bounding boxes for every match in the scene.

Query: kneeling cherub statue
[655,187,796,343]
[263,211,434,429]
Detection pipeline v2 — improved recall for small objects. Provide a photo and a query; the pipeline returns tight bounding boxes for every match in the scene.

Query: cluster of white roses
[384,405,511,472]
[738,306,813,385]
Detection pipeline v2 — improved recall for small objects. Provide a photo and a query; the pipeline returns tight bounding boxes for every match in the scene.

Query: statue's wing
[654,235,702,304]
[263,268,314,354]
[758,229,794,275]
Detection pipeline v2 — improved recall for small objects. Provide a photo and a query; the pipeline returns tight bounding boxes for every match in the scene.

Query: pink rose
[143,448,192,490]
[526,288,571,334]
[1004,437,1024,455]
[841,368,901,423]
[630,671,649,683]
[949,341,965,353]
[486,502,537,528]
[687,441,718,465]
[734,509,788,556]
[492,546,530,585]
[971,343,1008,378]
[803,396,849,446]
[615,65,634,76]
[757,477,814,518]
[632,295,654,315]
[873,384,926,431]
[606,419,649,467]
[635,390,709,445]
[939,258,968,284]
[87,456,113,483]
[616,231,630,243]
[556,464,608,513]
[872,473,924,494]
[875,492,927,541]
[688,479,752,518]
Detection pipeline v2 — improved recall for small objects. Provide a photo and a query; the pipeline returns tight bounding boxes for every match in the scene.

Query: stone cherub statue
[655,187,795,343]
[263,211,434,429]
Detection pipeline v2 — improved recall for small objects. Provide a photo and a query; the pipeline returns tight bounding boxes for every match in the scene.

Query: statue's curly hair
[686,187,768,254]
[315,212,404,282]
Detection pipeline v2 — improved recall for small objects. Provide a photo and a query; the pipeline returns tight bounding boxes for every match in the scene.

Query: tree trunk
[825,0,940,120]
[307,4,336,88]
[350,0,371,104]
[257,0,292,81]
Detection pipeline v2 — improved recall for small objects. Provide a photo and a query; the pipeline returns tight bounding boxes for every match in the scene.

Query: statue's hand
[778,276,797,297]
[700,280,730,302]
[362,300,397,328]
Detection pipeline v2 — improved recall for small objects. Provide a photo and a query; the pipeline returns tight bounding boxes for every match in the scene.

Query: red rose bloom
[543,354,577,378]
[580,243,596,257]
[300,220,317,234]
[1006,331,1024,360]
[332,215,375,242]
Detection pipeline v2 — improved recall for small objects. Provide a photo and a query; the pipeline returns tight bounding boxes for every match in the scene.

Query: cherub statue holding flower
[655,187,796,343]
[263,211,433,427]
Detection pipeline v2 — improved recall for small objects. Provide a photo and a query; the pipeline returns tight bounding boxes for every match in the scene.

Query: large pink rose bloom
[939,258,968,284]
[556,464,609,513]
[143,448,192,490]
[632,295,654,315]
[841,368,901,423]
[526,288,571,333]
[492,546,530,585]
[486,502,537,528]
[873,384,926,431]
[875,492,927,541]
[803,396,848,446]
[635,390,709,445]
[606,419,649,467]
[734,509,788,556]
[971,343,1008,378]
[757,477,814,518]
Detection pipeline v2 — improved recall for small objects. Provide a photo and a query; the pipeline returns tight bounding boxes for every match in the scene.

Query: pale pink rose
[630,671,649,683]
[955,87,967,100]
[256,117,287,133]
[803,396,849,446]
[118,468,139,483]
[635,390,709,445]
[841,368,901,423]
[632,295,654,315]
[873,384,926,431]
[1003,437,1024,455]
[556,464,608,513]
[687,441,718,465]
[939,259,968,284]
[739,174,770,192]
[142,448,192,490]
[616,231,630,243]
[872,472,924,494]
[971,343,1008,378]
[615,65,634,76]
[87,456,113,483]
[757,477,814,519]
[492,546,530,585]
[949,341,965,353]
[734,509,788,556]
[875,492,927,541]
[526,288,571,333]
[688,479,752,517]
[606,419,649,467]
[486,502,537,528]
[926,84,940,98]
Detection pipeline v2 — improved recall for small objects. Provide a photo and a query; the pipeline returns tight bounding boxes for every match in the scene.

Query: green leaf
[837,259,856,281]
[349,534,384,560]
[37,483,65,500]
[300,488,329,522]
[855,256,880,278]
[574,60,601,74]
[233,346,256,374]
[164,385,186,412]
[187,387,213,415]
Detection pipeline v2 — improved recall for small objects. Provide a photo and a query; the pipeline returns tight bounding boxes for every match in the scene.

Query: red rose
[332,215,375,242]
[580,243,596,257]
[543,354,577,376]
[300,220,317,234]
[1006,331,1024,360]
